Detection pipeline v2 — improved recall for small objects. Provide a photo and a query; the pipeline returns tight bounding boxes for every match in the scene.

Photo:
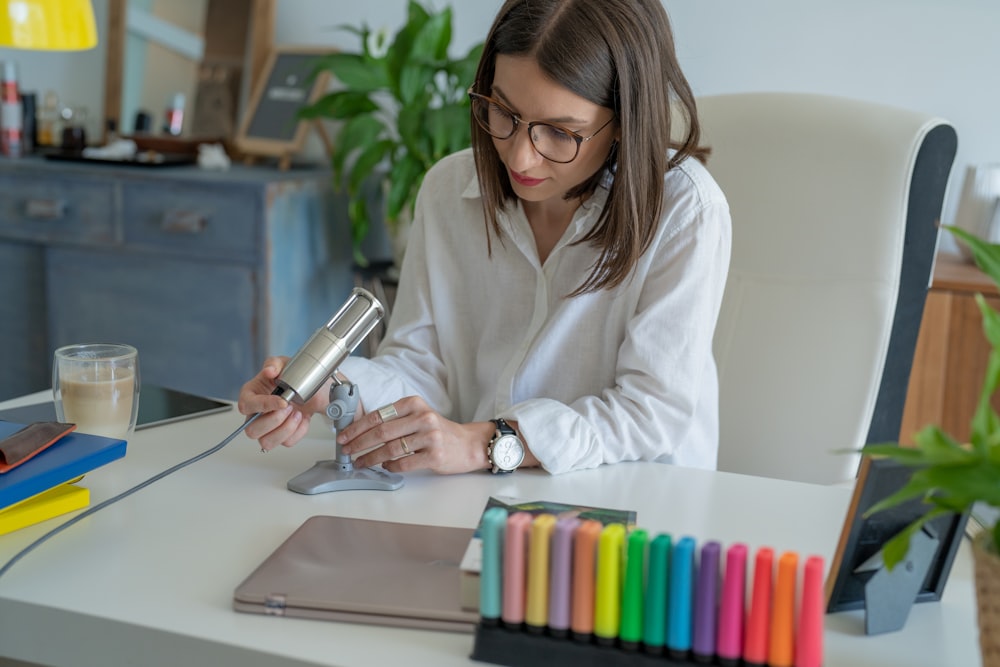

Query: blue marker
[667,536,696,659]
[479,506,508,625]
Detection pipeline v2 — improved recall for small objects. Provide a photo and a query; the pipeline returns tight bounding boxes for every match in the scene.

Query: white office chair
[698,92,957,485]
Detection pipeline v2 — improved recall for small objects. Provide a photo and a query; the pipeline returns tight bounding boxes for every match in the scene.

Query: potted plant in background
[300,0,483,268]
[862,225,1000,666]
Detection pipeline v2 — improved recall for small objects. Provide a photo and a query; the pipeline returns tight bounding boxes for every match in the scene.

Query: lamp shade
[0,0,97,50]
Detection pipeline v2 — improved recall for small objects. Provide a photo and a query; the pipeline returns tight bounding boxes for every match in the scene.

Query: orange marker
[525,513,557,634]
[570,519,603,641]
[744,547,774,667]
[768,551,798,667]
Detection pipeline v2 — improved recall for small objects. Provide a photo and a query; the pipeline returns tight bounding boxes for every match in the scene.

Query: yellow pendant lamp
[0,0,97,50]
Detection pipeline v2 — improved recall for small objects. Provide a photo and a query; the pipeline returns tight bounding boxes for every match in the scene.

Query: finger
[259,410,304,452]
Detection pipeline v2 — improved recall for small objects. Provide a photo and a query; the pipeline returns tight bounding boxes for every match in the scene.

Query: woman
[238,0,731,475]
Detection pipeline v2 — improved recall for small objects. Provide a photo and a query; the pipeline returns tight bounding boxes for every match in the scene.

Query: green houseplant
[862,225,1000,663]
[862,225,1000,567]
[300,1,483,266]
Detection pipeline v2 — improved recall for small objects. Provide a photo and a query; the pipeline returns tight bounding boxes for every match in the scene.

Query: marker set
[470,507,825,667]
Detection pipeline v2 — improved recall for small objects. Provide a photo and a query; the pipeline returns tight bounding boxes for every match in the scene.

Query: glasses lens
[530,123,579,163]
[473,97,515,139]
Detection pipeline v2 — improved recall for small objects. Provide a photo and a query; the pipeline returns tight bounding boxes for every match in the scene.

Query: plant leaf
[314,52,389,91]
[971,347,1000,452]
[425,103,471,161]
[299,90,378,121]
[347,139,394,195]
[410,6,451,62]
[332,114,385,179]
[880,509,948,570]
[386,153,424,220]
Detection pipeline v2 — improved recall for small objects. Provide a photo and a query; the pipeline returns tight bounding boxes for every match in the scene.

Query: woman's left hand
[337,396,492,474]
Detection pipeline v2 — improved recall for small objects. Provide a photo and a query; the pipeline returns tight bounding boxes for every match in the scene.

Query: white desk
[0,393,982,667]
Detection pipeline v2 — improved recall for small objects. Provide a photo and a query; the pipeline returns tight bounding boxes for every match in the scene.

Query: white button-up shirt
[340,148,731,474]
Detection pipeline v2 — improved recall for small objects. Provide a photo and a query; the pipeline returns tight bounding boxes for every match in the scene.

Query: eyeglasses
[468,90,615,164]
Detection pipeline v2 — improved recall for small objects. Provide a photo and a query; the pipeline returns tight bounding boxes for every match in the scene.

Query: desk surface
[0,393,982,667]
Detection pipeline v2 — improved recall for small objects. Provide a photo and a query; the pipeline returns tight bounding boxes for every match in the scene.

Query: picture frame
[824,455,969,614]
[234,46,331,168]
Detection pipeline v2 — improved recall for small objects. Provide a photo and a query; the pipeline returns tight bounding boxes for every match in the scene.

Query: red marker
[744,547,774,667]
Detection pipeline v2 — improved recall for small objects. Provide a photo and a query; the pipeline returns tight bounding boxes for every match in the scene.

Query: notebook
[233,515,478,633]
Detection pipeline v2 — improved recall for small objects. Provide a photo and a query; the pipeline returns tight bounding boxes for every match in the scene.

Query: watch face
[493,435,524,471]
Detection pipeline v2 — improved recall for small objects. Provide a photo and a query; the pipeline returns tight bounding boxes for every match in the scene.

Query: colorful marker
[548,515,580,637]
[769,551,799,667]
[716,543,748,666]
[594,523,626,645]
[501,511,533,628]
[744,547,774,667]
[795,555,825,667]
[667,536,696,659]
[692,540,720,663]
[571,519,603,641]
[525,513,557,634]
[643,533,672,654]
[479,506,508,625]
[620,528,649,650]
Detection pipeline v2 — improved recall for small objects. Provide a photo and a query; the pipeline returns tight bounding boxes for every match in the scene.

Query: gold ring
[377,404,398,423]
[400,437,410,455]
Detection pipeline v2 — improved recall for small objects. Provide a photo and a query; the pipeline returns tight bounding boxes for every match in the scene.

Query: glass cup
[53,343,140,440]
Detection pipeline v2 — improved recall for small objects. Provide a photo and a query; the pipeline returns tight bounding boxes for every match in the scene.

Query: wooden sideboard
[0,156,353,402]
[900,251,1000,445]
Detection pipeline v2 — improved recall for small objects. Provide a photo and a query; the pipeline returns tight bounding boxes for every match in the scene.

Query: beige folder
[233,515,478,633]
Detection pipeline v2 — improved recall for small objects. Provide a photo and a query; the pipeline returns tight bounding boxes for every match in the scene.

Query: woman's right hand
[237,356,328,452]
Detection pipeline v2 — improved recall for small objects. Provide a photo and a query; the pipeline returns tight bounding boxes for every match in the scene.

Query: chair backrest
[699,92,957,485]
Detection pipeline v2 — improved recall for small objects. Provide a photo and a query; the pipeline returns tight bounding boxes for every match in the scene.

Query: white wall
[2,0,997,241]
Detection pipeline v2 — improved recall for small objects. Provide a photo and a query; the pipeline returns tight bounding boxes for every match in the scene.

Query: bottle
[37,90,60,147]
[0,61,23,157]
[164,93,184,136]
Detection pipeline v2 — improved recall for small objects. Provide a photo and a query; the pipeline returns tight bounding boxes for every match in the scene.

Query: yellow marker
[594,523,626,645]
[525,513,557,633]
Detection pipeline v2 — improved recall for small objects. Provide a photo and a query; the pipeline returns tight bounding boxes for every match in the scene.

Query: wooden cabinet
[900,252,1000,444]
[0,157,353,402]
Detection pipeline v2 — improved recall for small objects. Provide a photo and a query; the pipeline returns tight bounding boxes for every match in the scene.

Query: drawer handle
[161,210,208,234]
[25,198,67,220]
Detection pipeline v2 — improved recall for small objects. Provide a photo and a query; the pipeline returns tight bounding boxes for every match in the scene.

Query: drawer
[122,181,259,261]
[0,173,117,244]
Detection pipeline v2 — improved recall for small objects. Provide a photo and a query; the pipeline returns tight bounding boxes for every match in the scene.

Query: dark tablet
[0,385,231,430]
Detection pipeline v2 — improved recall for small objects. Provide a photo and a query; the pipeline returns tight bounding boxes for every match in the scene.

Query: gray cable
[0,412,262,580]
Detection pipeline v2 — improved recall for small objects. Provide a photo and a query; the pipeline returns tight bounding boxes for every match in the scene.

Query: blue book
[0,421,126,510]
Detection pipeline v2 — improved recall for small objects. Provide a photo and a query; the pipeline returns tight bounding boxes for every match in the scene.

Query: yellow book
[0,483,90,536]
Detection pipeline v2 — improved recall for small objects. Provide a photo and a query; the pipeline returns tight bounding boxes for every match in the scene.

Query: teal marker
[620,528,648,650]
[643,533,672,654]
[667,536,696,659]
[479,506,508,625]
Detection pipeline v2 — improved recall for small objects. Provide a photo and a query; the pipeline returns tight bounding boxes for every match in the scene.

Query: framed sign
[825,456,969,615]
[235,46,331,165]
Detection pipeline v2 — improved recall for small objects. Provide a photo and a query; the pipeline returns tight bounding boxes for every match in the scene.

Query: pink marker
[795,556,825,667]
[716,543,748,666]
[501,512,533,628]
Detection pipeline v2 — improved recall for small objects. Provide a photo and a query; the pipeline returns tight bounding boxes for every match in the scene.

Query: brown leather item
[0,422,76,473]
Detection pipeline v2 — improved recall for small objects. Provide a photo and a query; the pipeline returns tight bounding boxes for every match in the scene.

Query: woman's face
[489,54,617,206]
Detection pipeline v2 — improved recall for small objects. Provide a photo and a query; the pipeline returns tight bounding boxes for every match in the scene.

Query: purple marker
[692,541,721,663]
[548,516,580,637]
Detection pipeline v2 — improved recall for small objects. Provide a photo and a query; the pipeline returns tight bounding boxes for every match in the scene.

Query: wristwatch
[487,418,525,474]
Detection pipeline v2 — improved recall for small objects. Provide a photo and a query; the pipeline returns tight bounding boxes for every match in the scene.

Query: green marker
[643,533,672,654]
[620,528,649,650]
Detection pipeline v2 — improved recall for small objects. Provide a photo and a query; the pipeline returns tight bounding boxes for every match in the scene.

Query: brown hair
[471,0,708,295]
